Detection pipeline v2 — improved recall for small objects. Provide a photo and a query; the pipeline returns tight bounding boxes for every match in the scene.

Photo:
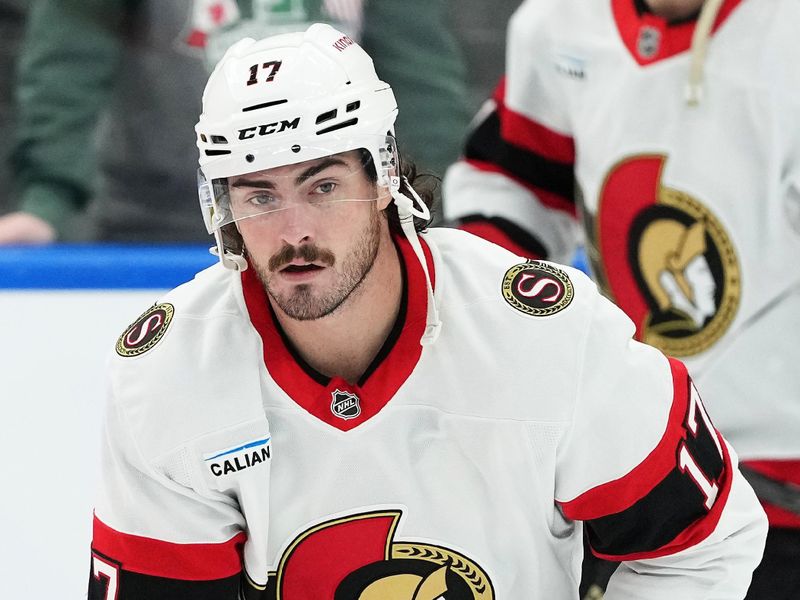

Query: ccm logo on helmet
[238,117,300,140]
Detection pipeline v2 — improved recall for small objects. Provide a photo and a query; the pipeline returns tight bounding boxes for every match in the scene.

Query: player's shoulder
[761,0,800,95]
[423,228,604,422]
[108,263,256,399]
[113,263,243,359]
[426,227,599,327]
[742,0,800,40]
[774,0,800,24]
[107,263,266,453]
[717,0,800,94]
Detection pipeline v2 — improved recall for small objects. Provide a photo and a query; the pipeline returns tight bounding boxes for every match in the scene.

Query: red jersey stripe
[591,437,732,562]
[92,515,246,580]
[559,358,694,519]
[741,459,800,528]
[459,220,543,260]
[464,158,576,216]
[493,78,575,164]
[558,358,734,560]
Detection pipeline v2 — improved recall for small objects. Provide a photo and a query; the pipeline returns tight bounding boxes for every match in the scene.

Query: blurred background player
[0,0,470,244]
[443,0,800,597]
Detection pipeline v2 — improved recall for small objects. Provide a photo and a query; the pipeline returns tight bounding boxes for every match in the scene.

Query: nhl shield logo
[331,389,361,420]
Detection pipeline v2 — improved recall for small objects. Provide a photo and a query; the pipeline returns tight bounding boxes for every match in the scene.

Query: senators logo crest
[501,261,574,317]
[116,303,174,357]
[261,510,494,600]
[587,155,740,356]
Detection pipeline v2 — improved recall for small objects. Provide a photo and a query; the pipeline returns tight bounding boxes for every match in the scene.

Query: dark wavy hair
[358,147,436,236]
[218,146,436,256]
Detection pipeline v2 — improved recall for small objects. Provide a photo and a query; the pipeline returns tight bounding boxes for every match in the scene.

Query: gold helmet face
[588,154,740,357]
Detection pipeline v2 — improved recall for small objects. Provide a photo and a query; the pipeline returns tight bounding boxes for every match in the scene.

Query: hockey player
[443,0,800,597]
[89,23,766,600]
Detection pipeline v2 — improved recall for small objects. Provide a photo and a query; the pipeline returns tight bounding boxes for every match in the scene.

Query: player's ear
[376,188,393,211]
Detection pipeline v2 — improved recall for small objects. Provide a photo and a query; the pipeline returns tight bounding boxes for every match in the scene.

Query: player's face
[233,151,392,320]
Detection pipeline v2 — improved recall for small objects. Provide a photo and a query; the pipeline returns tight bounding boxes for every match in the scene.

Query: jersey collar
[241,234,435,432]
[612,0,742,65]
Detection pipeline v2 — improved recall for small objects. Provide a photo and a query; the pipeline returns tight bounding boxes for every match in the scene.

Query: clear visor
[199,139,398,233]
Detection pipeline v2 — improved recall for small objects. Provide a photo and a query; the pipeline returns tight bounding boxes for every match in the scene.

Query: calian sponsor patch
[204,437,271,477]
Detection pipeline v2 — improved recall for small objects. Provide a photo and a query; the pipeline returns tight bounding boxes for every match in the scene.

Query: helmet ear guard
[378,138,401,193]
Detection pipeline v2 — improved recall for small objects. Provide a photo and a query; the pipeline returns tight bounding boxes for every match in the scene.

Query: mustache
[268,243,336,271]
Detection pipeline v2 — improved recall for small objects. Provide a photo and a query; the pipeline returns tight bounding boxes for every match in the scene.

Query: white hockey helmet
[196,23,400,269]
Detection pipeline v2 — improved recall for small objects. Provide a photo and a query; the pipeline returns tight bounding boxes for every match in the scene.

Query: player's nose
[277,199,318,247]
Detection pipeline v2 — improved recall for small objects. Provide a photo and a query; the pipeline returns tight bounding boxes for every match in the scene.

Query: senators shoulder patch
[116,303,175,357]
[501,261,574,316]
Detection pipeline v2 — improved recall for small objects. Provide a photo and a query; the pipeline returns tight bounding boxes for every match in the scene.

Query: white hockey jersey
[89,229,766,599]
[443,0,800,525]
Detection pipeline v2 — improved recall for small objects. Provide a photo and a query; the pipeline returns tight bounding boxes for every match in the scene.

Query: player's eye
[314,181,337,194]
[247,193,278,207]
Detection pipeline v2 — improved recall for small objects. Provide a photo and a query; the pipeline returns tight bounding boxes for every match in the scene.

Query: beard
[251,209,383,320]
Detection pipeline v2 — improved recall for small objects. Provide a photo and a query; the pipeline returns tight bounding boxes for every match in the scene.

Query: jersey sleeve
[442,0,581,264]
[555,288,767,598]
[88,383,262,600]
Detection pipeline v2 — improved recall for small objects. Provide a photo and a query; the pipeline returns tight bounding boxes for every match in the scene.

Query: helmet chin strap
[391,178,442,346]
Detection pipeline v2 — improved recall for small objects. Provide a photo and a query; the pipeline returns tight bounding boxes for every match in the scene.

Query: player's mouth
[279,262,326,281]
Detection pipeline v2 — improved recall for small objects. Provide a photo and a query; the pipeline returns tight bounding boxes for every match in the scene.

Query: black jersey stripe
[464,109,575,204]
[459,214,549,259]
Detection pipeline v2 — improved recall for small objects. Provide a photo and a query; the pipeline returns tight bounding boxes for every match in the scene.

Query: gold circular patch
[639,189,740,356]
[501,261,574,316]
[116,303,174,357]
[589,154,741,358]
